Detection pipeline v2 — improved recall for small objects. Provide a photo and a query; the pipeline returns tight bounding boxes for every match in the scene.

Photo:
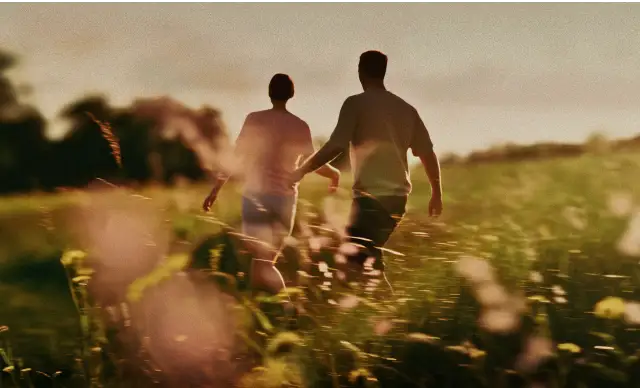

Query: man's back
[347,89,433,198]
[236,109,314,196]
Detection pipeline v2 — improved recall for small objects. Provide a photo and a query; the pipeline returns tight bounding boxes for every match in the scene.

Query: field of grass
[1,152,640,387]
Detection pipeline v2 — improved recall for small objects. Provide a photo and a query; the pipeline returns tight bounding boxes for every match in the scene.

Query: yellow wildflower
[594,296,626,320]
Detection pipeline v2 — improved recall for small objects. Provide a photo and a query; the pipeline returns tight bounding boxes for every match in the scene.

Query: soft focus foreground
[1,152,640,387]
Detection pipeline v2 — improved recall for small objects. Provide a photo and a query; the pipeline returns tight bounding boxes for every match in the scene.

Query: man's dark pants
[345,195,407,270]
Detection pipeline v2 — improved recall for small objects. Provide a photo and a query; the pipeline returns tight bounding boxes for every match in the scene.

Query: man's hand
[328,170,340,194]
[202,190,219,212]
[428,194,443,217]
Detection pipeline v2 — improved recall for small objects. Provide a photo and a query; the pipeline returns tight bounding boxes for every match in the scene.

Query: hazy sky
[1,3,639,155]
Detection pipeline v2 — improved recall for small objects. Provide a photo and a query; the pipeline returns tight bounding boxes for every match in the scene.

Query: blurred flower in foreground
[479,308,520,334]
[60,249,87,267]
[616,210,640,257]
[338,294,359,310]
[624,301,640,325]
[454,256,494,284]
[406,333,440,344]
[557,343,581,354]
[562,206,587,230]
[515,336,554,373]
[348,368,374,386]
[456,256,523,333]
[607,191,634,217]
[594,296,626,320]
[474,283,509,307]
[322,194,352,238]
[266,332,303,357]
[551,285,566,296]
[373,319,393,336]
[529,271,543,283]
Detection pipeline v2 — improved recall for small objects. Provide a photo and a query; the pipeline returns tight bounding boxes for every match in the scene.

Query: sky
[1,3,639,155]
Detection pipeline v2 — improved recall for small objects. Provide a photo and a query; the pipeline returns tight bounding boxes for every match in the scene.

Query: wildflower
[283,236,298,247]
[60,250,87,267]
[594,296,626,320]
[617,211,640,257]
[334,253,347,264]
[3,366,15,373]
[373,319,393,336]
[607,191,633,217]
[475,283,509,307]
[523,247,537,261]
[72,275,91,285]
[348,368,372,385]
[515,336,554,373]
[479,308,520,334]
[624,301,640,325]
[363,257,376,269]
[339,242,360,256]
[454,256,495,284]
[551,285,566,296]
[266,332,304,357]
[365,269,382,277]
[557,343,581,354]
[406,333,439,344]
[338,294,359,309]
[318,261,328,273]
[469,348,487,359]
[528,295,550,304]
[554,296,568,305]
[308,236,323,252]
[530,271,543,283]
[563,206,587,230]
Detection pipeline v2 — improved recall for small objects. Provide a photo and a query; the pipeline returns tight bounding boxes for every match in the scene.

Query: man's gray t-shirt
[304,88,434,198]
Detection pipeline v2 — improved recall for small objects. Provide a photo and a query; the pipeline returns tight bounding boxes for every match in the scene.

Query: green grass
[1,152,640,387]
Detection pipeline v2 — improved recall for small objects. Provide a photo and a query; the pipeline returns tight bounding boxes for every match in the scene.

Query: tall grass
[2,152,640,387]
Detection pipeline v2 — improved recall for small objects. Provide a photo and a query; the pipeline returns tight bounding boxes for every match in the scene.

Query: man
[203,73,340,294]
[292,51,443,282]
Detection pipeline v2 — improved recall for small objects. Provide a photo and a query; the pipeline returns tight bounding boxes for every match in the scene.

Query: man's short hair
[359,51,387,79]
[269,73,295,101]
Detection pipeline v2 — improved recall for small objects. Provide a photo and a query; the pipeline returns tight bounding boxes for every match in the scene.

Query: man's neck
[362,79,386,91]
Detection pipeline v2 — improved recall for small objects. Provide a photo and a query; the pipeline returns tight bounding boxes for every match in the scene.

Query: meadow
[1,152,640,387]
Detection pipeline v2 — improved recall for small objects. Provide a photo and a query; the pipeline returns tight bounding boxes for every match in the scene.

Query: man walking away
[293,51,443,286]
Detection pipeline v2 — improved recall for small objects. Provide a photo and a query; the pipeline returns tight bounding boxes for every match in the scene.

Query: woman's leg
[241,195,287,294]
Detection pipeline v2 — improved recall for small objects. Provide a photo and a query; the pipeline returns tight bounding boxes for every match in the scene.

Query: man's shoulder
[386,91,417,110]
[287,111,309,127]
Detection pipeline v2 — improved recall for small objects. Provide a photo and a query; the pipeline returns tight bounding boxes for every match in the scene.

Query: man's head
[269,73,295,102]
[358,50,387,87]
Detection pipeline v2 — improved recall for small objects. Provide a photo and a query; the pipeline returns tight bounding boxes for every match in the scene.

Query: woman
[203,73,340,294]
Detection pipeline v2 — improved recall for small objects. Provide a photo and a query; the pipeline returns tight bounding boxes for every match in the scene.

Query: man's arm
[410,109,442,215]
[298,123,341,191]
[314,164,340,179]
[419,150,442,198]
[296,97,357,178]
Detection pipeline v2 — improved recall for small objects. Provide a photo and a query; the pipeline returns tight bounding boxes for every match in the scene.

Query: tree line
[0,48,353,196]
[2,47,637,194]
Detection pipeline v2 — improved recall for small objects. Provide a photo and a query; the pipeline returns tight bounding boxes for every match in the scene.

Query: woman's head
[269,73,295,102]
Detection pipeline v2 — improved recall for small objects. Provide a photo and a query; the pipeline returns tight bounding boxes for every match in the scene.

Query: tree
[0,49,48,193]
[585,131,611,154]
